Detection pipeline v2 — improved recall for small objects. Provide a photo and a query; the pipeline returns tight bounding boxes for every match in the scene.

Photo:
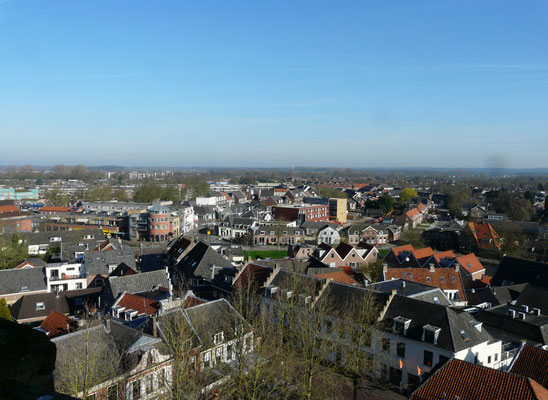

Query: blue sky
[1,0,547,168]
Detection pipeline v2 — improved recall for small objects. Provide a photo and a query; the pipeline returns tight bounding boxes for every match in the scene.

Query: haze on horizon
[1,1,547,169]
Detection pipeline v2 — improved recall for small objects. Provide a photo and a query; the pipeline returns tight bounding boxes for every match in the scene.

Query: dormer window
[422,325,441,345]
[393,316,411,335]
[214,332,224,345]
[36,302,45,310]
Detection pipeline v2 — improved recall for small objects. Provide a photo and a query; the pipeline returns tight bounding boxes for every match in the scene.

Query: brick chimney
[429,263,435,272]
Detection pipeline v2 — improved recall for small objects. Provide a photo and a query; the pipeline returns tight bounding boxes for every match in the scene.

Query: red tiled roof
[14,261,40,269]
[392,244,415,256]
[352,183,368,189]
[314,270,360,286]
[510,345,548,388]
[411,358,548,400]
[40,206,73,213]
[220,192,231,200]
[406,208,420,219]
[433,250,457,262]
[384,267,466,301]
[0,205,18,213]
[40,310,76,338]
[457,253,486,275]
[91,239,115,252]
[468,222,501,250]
[412,247,435,260]
[183,295,207,308]
[417,203,426,212]
[115,293,160,316]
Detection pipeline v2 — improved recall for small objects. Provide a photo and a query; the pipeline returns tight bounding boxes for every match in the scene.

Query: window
[439,355,450,365]
[107,385,117,400]
[145,376,153,394]
[21,286,29,292]
[423,350,433,367]
[75,282,83,289]
[382,338,390,352]
[158,369,166,388]
[132,380,141,399]
[424,329,435,344]
[203,351,211,368]
[36,302,45,310]
[214,332,224,345]
[397,342,406,358]
[494,353,498,362]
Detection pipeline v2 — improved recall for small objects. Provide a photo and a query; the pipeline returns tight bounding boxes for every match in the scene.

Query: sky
[0,0,547,169]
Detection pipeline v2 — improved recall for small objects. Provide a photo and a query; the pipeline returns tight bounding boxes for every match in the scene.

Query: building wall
[148,212,171,242]
[329,198,347,223]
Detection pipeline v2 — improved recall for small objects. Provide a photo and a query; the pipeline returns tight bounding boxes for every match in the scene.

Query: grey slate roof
[105,270,170,307]
[20,229,106,246]
[84,249,137,276]
[382,295,494,352]
[370,279,452,306]
[0,267,46,295]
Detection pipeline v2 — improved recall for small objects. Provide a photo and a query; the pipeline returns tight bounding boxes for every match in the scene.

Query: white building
[45,262,87,292]
[317,226,341,245]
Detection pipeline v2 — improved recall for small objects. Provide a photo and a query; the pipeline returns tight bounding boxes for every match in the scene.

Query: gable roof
[457,253,486,275]
[174,241,233,281]
[509,344,548,388]
[334,242,355,260]
[391,244,415,256]
[39,310,76,338]
[232,263,273,291]
[406,208,420,219]
[468,221,502,250]
[411,358,548,400]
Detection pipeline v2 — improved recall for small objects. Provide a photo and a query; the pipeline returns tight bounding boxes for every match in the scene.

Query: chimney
[429,263,435,272]
[382,264,388,273]
[152,315,157,337]
[454,263,460,273]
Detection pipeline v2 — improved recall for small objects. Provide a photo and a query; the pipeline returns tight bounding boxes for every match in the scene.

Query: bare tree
[53,319,122,398]
[158,309,203,400]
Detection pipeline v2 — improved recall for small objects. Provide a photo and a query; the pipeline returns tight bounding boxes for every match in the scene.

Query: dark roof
[9,288,101,321]
[166,236,192,261]
[491,256,548,288]
[382,295,494,352]
[0,267,46,295]
[370,279,452,306]
[411,358,548,400]
[335,242,354,259]
[174,241,233,281]
[509,344,548,388]
[515,285,548,315]
[475,304,548,346]
[109,262,138,277]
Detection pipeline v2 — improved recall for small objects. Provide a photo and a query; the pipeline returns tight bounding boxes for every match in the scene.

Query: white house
[317,226,341,246]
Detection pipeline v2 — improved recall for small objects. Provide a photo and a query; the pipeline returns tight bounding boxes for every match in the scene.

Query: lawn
[243,249,288,260]
[377,248,390,258]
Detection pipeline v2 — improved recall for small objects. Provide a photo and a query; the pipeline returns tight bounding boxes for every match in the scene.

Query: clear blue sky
[1,0,547,168]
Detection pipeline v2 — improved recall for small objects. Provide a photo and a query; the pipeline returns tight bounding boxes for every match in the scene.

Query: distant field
[244,250,288,260]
